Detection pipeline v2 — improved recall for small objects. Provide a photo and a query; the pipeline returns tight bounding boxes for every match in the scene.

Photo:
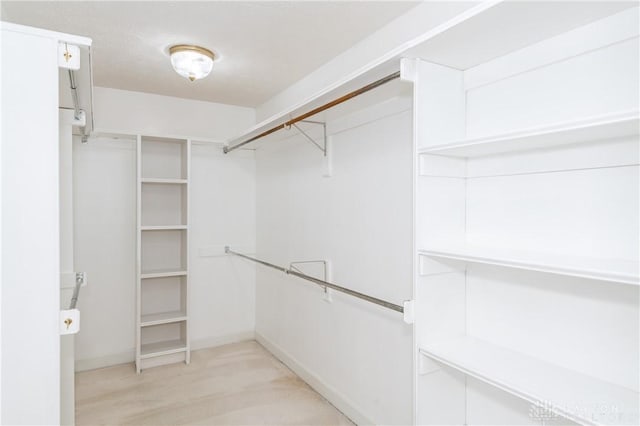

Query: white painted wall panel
[73,137,137,366]
[189,144,256,348]
[255,107,413,424]
[93,87,255,140]
[466,37,639,138]
[466,165,639,260]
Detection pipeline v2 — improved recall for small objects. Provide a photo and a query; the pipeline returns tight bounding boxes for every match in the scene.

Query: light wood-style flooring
[76,340,353,425]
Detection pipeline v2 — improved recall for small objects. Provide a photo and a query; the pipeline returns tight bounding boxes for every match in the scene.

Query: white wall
[93,86,254,140]
[254,87,414,424]
[74,88,256,370]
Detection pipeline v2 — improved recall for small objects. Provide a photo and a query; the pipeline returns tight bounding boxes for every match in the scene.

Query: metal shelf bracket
[289,260,332,301]
[287,120,327,156]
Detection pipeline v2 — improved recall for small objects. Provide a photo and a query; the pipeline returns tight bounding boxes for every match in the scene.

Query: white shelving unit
[406,4,639,425]
[136,135,191,373]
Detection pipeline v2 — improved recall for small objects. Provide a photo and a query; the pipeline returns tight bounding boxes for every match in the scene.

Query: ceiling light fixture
[169,45,215,82]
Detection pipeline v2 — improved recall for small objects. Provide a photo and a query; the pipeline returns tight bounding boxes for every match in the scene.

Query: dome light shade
[169,45,215,81]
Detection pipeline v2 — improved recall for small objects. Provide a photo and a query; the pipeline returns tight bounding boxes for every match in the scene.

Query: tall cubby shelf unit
[406,6,640,426]
[136,135,191,373]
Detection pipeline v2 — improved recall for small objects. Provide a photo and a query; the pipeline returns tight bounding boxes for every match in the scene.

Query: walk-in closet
[1,1,638,425]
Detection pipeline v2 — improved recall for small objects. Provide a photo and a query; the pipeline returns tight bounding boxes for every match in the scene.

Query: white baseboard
[75,330,255,372]
[191,330,255,351]
[75,350,135,372]
[255,331,375,426]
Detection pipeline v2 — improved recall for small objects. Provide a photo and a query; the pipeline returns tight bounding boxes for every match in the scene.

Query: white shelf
[141,178,188,184]
[420,336,639,426]
[140,339,187,359]
[419,245,639,285]
[140,269,187,279]
[140,225,187,231]
[418,111,640,157]
[140,310,187,327]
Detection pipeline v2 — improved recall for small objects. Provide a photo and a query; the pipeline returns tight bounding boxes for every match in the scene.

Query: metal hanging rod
[69,272,84,310]
[224,71,401,154]
[225,246,403,313]
[68,69,82,121]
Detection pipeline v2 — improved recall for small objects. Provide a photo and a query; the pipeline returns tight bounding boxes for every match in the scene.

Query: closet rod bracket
[289,260,330,297]
[287,120,327,156]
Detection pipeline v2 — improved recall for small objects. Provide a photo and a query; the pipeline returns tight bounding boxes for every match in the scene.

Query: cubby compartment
[140,229,187,275]
[140,276,187,326]
[140,136,188,180]
[140,322,187,359]
[141,182,188,227]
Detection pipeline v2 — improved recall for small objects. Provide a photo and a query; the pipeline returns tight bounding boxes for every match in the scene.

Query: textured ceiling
[1,1,418,107]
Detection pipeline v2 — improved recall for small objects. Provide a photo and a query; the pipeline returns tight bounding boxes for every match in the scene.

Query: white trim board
[92,128,226,146]
[0,21,92,46]
[75,330,255,372]
[255,332,375,426]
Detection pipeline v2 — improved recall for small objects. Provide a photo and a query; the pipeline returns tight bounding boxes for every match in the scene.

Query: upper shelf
[224,2,636,150]
[419,244,639,286]
[420,336,639,426]
[419,110,640,157]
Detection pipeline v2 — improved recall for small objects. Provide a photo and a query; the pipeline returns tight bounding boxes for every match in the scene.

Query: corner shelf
[420,337,639,426]
[419,245,639,285]
[418,110,639,157]
[140,310,187,327]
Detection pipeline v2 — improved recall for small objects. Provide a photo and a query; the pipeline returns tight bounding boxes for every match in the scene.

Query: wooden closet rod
[223,71,402,153]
